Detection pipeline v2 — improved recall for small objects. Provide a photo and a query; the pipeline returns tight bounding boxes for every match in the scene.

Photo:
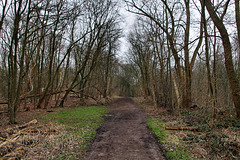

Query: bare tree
[125,0,204,108]
[0,0,12,35]
[59,0,121,106]
[203,0,240,118]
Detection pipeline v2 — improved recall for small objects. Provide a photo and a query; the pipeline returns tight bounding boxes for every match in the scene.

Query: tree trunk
[183,0,192,108]
[103,47,112,98]
[235,0,240,77]
[203,2,215,126]
[8,0,24,124]
[205,0,240,118]
[236,0,240,46]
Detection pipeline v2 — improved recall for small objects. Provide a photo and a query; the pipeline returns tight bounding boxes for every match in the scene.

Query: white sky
[116,1,237,63]
[117,6,136,61]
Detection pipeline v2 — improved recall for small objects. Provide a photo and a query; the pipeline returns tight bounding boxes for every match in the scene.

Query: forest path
[81,97,166,160]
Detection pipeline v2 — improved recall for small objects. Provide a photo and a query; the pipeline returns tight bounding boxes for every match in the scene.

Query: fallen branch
[17,119,38,130]
[0,146,25,160]
[5,119,38,136]
[69,90,104,105]
[0,136,19,149]
[0,101,8,104]
[0,120,59,159]
[0,89,68,104]
[0,111,7,114]
[165,126,198,131]
[83,94,104,105]
[24,128,57,135]
[0,136,18,144]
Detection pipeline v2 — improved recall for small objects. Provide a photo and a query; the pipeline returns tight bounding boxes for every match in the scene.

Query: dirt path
[82,98,166,160]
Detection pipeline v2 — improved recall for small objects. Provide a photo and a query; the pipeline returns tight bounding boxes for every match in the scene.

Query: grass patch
[45,106,108,145]
[166,146,191,160]
[23,106,108,159]
[146,118,191,160]
[146,118,167,142]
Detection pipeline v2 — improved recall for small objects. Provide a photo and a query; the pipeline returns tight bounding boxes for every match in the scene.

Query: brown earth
[82,98,167,160]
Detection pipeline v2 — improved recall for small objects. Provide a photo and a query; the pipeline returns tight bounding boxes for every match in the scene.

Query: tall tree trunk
[183,0,192,108]
[103,47,111,98]
[205,0,240,118]
[37,3,62,108]
[0,0,8,35]
[8,0,24,124]
[236,0,240,45]
[203,2,215,126]
[213,25,218,112]
[235,0,240,76]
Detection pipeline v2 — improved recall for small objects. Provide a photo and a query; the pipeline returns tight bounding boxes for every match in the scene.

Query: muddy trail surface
[82,98,166,160]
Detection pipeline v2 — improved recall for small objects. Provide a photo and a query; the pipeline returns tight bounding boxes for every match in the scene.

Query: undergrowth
[134,97,240,159]
[145,109,239,159]
[24,106,108,159]
[146,118,191,160]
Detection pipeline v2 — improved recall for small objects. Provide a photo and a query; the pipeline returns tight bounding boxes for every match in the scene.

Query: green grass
[166,146,191,160]
[46,106,107,136]
[146,118,191,160]
[146,118,168,142]
[43,106,108,158]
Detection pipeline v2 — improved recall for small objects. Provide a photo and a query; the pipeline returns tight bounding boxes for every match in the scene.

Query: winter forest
[0,0,240,159]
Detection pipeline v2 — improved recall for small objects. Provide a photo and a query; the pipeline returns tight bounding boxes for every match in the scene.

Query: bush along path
[81,98,167,160]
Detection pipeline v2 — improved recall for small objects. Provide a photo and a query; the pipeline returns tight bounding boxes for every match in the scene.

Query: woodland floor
[0,97,167,159]
[1,97,239,159]
[81,97,167,160]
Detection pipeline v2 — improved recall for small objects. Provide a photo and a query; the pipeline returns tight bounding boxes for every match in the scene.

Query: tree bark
[235,0,240,45]
[183,0,192,108]
[8,0,24,124]
[203,1,215,126]
[205,0,240,118]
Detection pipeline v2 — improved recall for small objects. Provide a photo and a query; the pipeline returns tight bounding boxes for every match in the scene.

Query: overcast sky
[117,6,136,60]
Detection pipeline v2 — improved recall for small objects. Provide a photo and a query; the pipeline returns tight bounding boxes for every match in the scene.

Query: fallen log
[24,128,57,135]
[17,119,37,130]
[165,126,198,131]
[5,119,38,136]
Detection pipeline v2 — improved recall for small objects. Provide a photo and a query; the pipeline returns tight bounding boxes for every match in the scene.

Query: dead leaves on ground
[0,119,58,160]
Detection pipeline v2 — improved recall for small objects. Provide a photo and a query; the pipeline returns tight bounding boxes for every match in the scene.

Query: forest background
[0,0,239,127]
